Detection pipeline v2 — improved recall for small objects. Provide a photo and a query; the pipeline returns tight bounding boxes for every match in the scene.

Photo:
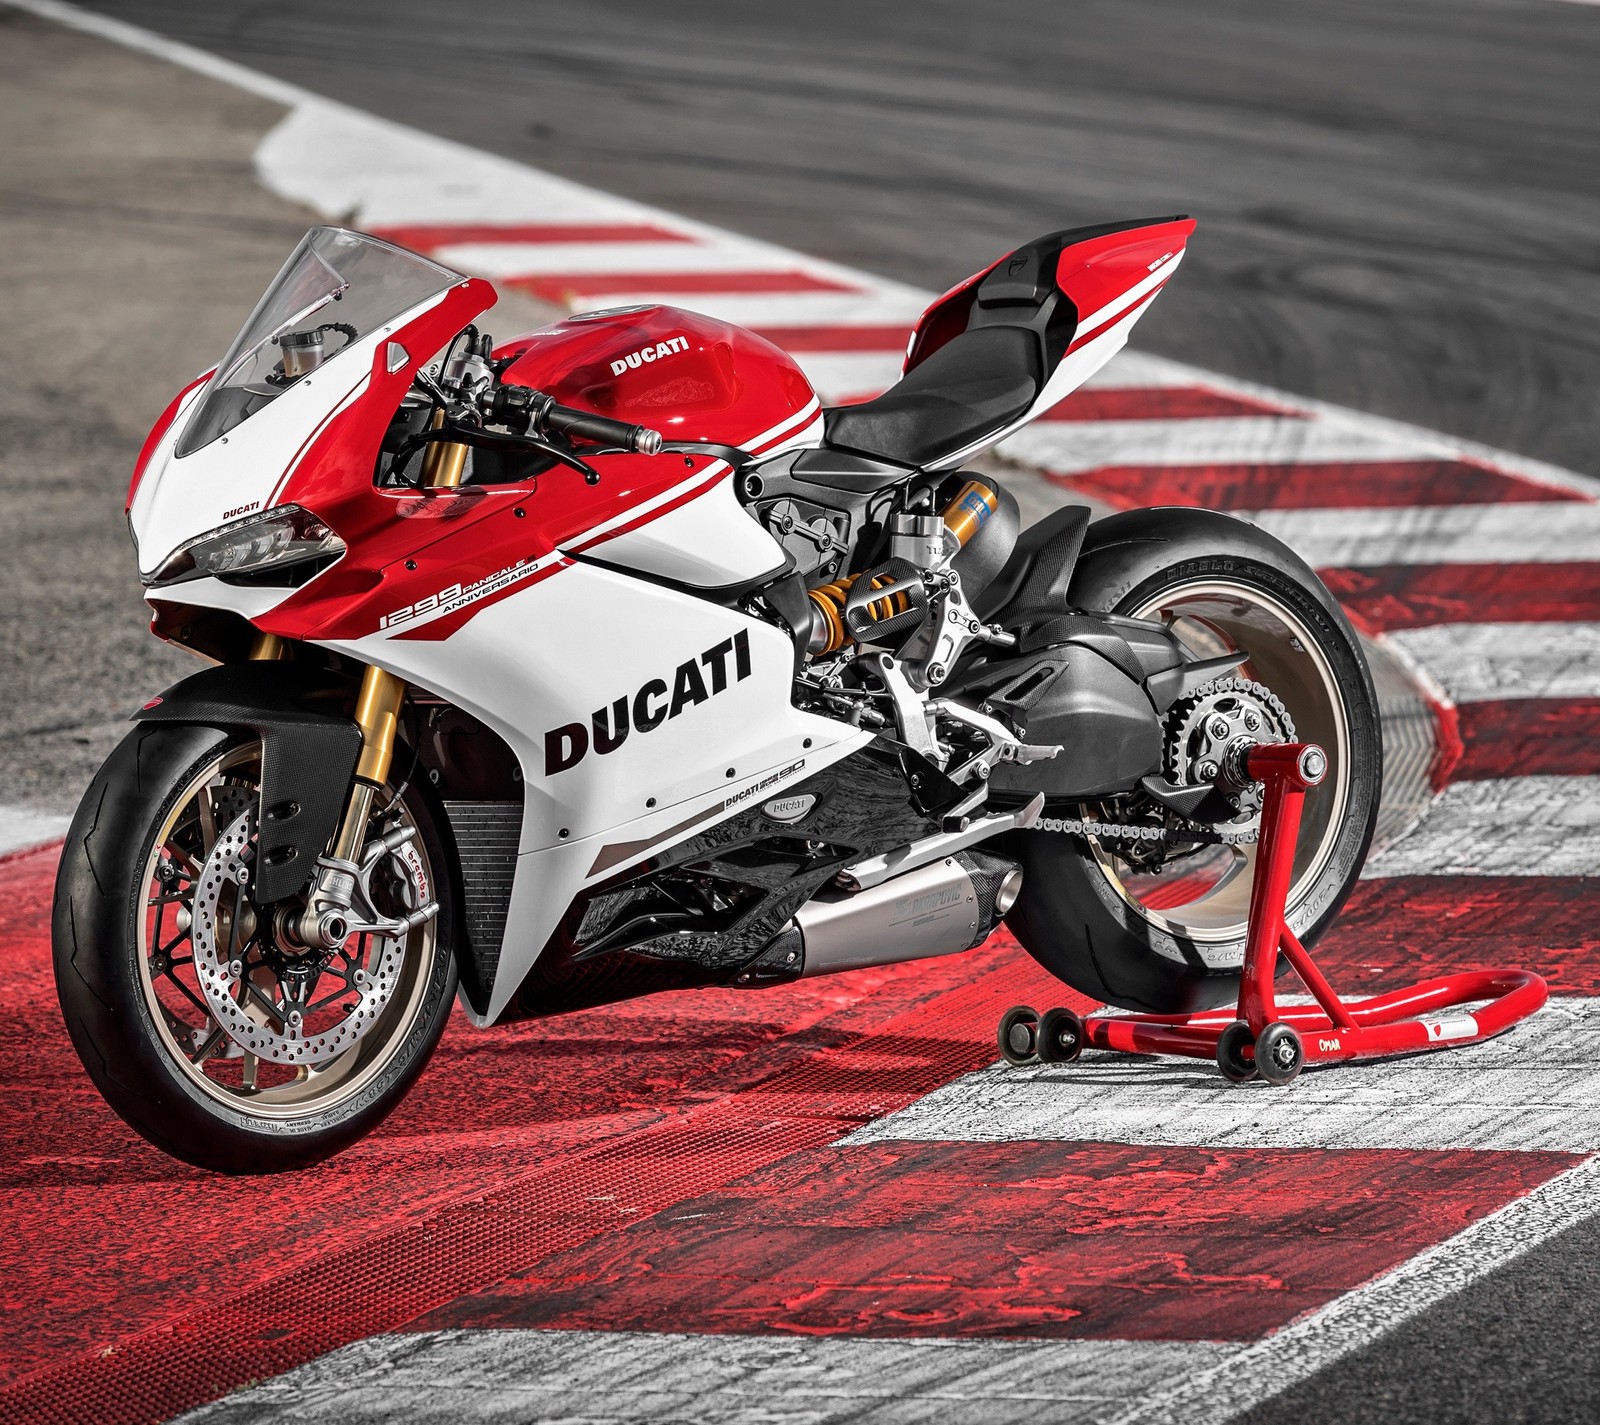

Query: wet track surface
[72,0,1600,478]
[7,3,1600,1420]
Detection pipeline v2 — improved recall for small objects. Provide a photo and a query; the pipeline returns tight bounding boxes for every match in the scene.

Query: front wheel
[53,723,458,1174]
[1003,508,1382,1013]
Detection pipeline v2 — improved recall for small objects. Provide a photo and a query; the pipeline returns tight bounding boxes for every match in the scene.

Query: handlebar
[543,402,663,456]
[487,385,661,455]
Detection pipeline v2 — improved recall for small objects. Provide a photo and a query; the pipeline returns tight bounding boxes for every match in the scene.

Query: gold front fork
[328,413,468,860]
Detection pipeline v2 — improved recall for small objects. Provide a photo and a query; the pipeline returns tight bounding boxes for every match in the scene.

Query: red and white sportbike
[55,220,1380,1172]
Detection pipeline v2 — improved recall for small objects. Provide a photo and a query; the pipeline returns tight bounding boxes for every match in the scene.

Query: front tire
[53,723,458,1174]
[1004,508,1381,1013]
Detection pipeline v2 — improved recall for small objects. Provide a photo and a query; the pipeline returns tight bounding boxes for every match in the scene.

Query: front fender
[133,661,361,903]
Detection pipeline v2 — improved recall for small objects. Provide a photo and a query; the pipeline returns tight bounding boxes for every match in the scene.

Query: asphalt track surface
[5,4,1600,1422]
[69,0,1600,479]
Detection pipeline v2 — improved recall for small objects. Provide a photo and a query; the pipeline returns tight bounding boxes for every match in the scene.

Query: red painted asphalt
[2,821,1583,1419]
[419,1141,1572,1342]
[1322,563,1600,631]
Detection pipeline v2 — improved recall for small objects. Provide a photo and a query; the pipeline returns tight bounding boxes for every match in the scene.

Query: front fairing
[129,273,495,601]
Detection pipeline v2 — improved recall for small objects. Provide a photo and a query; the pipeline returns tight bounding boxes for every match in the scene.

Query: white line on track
[1361,775,1600,878]
[1107,1155,1600,1425]
[1244,502,1600,566]
[430,239,848,278]
[1003,414,1434,475]
[0,805,71,858]
[174,1330,1230,1425]
[1385,622,1600,702]
[843,998,1600,1153]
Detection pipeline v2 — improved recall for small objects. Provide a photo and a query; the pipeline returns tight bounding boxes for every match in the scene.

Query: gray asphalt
[36,2,1600,1420]
[84,0,1600,477]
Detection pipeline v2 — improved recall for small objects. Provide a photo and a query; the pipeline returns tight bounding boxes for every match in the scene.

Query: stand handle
[1237,743,1327,1034]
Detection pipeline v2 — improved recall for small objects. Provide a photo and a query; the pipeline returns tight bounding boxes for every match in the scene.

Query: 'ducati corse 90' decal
[544,629,753,775]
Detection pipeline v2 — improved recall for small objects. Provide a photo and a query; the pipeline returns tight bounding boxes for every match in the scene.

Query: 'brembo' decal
[544,629,752,775]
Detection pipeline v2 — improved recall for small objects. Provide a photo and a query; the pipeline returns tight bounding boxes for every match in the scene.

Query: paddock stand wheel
[1038,1007,1085,1064]
[1216,1021,1258,1082]
[1020,743,1549,1087]
[1254,1022,1304,1085]
[999,1006,1041,1065]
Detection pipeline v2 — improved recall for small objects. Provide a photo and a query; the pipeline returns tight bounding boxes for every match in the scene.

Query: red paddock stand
[1000,742,1548,1085]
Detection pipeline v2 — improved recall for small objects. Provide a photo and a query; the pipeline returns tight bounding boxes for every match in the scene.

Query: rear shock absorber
[804,478,1000,656]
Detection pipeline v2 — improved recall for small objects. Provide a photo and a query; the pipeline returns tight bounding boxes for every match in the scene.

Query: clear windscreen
[176,227,464,457]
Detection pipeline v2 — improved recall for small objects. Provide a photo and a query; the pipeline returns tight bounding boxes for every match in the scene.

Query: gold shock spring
[806,572,909,655]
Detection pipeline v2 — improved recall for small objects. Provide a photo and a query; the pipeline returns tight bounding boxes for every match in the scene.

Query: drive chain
[1026,815,1259,847]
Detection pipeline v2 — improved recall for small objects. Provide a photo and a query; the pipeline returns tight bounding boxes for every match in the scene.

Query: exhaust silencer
[793,854,1022,978]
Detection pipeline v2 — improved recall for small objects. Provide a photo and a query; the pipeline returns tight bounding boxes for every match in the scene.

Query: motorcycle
[54,218,1381,1172]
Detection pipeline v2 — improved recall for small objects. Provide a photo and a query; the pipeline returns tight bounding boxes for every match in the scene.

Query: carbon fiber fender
[132,661,361,903]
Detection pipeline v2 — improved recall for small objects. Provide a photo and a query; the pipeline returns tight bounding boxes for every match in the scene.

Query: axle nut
[1298,746,1328,784]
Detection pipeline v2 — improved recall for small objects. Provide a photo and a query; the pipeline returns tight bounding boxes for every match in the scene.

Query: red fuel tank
[495,304,818,450]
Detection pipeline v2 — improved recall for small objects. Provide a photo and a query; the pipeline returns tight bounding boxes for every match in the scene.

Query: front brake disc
[189,808,414,1066]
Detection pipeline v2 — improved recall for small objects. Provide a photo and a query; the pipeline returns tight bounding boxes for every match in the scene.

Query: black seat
[821,219,1181,470]
[822,327,1041,470]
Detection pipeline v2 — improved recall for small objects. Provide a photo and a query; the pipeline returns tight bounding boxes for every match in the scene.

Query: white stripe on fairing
[1242,503,1600,567]
[1361,775,1600,878]
[841,998,1600,1154]
[0,805,71,857]
[1000,414,1437,476]
[762,414,826,456]
[1386,623,1600,703]
[747,395,823,450]
[1074,250,1184,339]
[171,1328,1231,1425]
[568,464,729,550]
[1108,1155,1600,1425]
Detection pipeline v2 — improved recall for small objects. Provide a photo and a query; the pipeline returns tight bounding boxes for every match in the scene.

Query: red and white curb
[5,3,1600,1423]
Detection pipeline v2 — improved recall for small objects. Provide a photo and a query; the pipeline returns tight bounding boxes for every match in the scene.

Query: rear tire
[53,723,458,1174]
[1003,508,1381,1014]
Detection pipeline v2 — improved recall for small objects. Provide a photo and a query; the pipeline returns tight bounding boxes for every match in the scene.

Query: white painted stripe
[173,1328,1231,1425]
[1083,349,1215,390]
[1362,775,1600,878]
[790,351,905,402]
[1108,1154,1600,1425]
[0,805,70,858]
[555,290,930,329]
[1242,503,1600,567]
[842,999,1600,1154]
[1386,622,1600,702]
[793,347,1201,404]
[433,239,828,278]
[1000,414,1438,477]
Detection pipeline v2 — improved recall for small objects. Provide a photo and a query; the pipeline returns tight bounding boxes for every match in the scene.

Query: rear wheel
[1004,508,1381,1013]
[53,723,457,1173]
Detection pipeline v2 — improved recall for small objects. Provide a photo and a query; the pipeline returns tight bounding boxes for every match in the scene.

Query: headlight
[144,505,345,588]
